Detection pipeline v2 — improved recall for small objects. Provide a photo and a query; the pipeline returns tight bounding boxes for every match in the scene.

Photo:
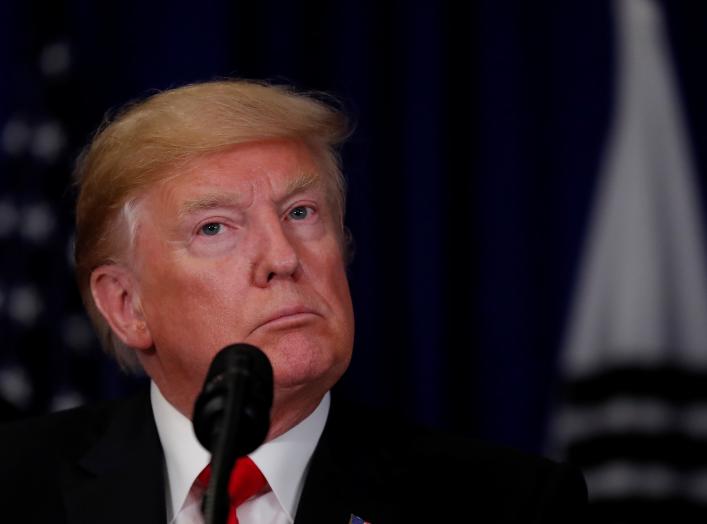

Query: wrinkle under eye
[201,223,222,236]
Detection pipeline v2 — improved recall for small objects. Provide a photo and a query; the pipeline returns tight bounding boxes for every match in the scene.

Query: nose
[252,213,300,287]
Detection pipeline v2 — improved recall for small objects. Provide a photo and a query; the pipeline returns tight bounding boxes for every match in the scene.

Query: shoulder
[324,396,587,522]
[0,388,166,523]
[0,389,150,476]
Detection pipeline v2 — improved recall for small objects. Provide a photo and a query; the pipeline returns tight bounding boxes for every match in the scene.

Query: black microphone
[192,343,273,524]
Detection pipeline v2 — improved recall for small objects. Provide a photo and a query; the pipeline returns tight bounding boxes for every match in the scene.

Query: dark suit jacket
[0,389,587,523]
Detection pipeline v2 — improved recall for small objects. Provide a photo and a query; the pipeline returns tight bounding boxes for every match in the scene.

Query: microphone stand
[202,368,246,524]
[194,344,273,524]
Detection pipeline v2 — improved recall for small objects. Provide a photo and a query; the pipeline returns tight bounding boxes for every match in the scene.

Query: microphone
[192,343,273,524]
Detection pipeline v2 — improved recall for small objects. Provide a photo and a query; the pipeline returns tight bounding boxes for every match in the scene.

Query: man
[0,80,587,523]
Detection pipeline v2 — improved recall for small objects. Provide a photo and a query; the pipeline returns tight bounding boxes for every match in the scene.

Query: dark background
[2,3,707,517]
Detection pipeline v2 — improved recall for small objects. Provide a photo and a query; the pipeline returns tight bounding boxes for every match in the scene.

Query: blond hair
[74,80,351,371]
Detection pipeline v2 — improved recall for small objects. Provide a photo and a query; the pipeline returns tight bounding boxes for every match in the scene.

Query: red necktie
[196,456,268,524]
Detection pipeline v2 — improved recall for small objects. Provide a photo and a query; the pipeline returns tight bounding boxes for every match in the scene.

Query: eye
[200,222,223,236]
[288,206,313,221]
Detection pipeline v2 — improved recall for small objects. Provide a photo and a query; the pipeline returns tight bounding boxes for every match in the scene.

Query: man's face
[131,139,354,425]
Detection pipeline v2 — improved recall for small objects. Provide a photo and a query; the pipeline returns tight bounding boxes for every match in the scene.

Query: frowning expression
[131,139,354,418]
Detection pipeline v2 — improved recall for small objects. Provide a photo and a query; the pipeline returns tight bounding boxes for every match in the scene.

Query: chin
[268,341,350,389]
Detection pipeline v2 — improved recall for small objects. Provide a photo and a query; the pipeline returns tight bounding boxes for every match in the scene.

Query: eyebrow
[177,172,321,218]
[178,193,244,218]
[279,171,320,203]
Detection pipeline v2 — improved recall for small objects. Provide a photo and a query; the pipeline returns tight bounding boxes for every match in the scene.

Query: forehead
[147,140,327,210]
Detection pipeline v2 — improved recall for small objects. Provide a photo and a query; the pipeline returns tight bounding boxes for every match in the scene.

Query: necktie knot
[196,456,268,523]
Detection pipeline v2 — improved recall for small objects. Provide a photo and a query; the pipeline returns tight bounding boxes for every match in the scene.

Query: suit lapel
[61,391,166,524]
[294,418,351,524]
[294,396,395,524]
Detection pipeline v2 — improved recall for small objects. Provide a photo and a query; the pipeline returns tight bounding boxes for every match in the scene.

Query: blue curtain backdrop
[1,0,706,469]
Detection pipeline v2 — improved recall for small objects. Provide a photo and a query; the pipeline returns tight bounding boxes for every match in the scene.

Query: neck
[265,387,326,441]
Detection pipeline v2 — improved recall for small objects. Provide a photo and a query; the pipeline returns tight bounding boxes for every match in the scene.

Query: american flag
[0,5,145,422]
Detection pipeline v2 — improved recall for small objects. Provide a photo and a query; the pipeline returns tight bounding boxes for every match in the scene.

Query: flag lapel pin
[349,514,371,524]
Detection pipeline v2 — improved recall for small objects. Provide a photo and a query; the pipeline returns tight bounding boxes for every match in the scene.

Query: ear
[90,264,153,351]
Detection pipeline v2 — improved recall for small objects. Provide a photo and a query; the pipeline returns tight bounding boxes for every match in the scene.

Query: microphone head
[192,343,273,457]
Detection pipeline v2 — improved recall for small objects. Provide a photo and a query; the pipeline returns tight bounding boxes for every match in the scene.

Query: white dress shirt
[150,382,329,524]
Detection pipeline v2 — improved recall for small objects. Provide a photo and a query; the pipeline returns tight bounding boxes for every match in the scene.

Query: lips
[253,305,321,332]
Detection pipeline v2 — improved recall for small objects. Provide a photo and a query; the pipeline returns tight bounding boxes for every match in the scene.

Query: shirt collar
[151,382,210,522]
[250,392,330,521]
[151,381,330,522]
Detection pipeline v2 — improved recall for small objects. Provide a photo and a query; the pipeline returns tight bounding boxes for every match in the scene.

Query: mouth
[253,306,321,332]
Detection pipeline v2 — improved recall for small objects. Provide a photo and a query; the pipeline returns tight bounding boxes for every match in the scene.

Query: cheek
[308,249,355,351]
[320,252,353,312]
[139,257,251,346]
